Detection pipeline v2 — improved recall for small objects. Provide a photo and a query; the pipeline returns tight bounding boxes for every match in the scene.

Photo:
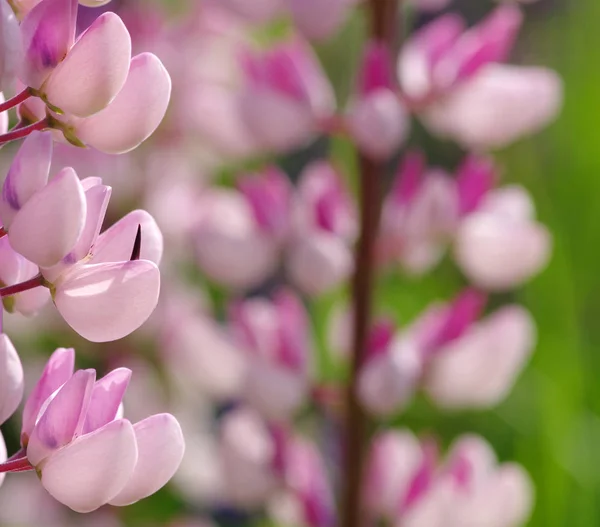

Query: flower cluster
[0,0,183,514]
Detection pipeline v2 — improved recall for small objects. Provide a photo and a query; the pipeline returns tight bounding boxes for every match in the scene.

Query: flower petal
[74,52,171,154]
[82,368,131,435]
[0,131,52,229]
[43,12,131,117]
[54,260,160,342]
[8,167,86,268]
[40,418,137,513]
[92,209,163,265]
[21,347,75,442]
[0,334,24,425]
[19,0,77,88]
[27,369,95,466]
[109,413,184,506]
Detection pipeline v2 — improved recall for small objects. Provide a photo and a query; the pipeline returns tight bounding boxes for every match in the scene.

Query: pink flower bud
[193,189,278,289]
[422,65,563,149]
[0,334,23,425]
[454,185,551,290]
[239,39,334,152]
[19,0,77,89]
[230,290,312,419]
[455,155,497,216]
[7,167,86,268]
[42,12,132,117]
[425,305,535,408]
[364,430,424,519]
[70,52,171,154]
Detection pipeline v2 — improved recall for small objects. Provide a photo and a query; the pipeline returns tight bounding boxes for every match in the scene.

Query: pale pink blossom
[0,0,23,89]
[229,290,312,419]
[0,334,24,425]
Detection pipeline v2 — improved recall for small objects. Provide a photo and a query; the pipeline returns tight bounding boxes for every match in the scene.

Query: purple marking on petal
[2,171,21,210]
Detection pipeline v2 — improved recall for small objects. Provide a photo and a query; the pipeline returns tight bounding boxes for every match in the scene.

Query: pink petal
[0,0,23,90]
[288,0,348,41]
[109,413,184,506]
[27,369,96,466]
[91,209,163,265]
[0,131,52,229]
[425,306,535,408]
[13,285,51,316]
[74,52,171,154]
[19,0,77,88]
[43,12,131,117]
[8,167,86,268]
[0,334,24,425]
[40,418,137,513]
[218,0,283,24]
[54,260,160,342]
[21,347,75,442]
[83,368,131,435]
[423,65,563,149]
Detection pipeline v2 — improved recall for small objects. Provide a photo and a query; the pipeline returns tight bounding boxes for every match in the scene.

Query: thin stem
[340,2,400,527]
[0,455,33,473]
[0,118,49,145]
[0,274,45,297]
[0,88,32,113]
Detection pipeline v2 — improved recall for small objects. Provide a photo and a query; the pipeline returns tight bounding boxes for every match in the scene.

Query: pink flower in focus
[287,161,357,295]
[229,289,312,419]
[238,38,335,153]
[0,333,24,425]
[2,348,184,513]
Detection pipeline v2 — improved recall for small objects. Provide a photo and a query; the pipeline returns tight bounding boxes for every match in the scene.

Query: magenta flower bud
[230,290,312,419]
[194,189,278,289]
[349,42,409,160]
[0,334,24,425]
[239,39,335,152]
[6,167,86,268]
[287,0,351,41]
[238,166,292,239]
[364,430,424,520]
[0,237,50,315]
[425,305,535,408]
[42,12,132,117]
[67,52,172,154]
[455,155,497,216]
[454,185,551,290]
[19,0,77,89]
[219,407,278,508]
[0,0,23,89]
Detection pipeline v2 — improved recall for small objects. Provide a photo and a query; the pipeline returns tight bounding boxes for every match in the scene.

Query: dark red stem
[0,118,49,145]
[340,2,399,527]
[0,88,32,113]
[0,455,33,473]
[0,274,45,297]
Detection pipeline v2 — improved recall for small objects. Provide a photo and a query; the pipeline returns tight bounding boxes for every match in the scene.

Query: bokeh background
[1,0,598,526]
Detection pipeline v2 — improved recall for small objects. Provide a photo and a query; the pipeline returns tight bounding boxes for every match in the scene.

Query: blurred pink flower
[0,0,23,89]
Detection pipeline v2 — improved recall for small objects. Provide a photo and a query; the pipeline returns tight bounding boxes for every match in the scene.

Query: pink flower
[0,132,86,268]
[364,431,533,527]
[348,41,409,160]
[287,161,356,295]
[229,289,312,419]
[454,185,551,290]
[0,0,23,89]
[3,348,184,513]
[0,334,24,425]
[238,39,335,152]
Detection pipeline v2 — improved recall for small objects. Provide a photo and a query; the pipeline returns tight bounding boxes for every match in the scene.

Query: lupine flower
[0,333,24,425]
[2,348,184,513]
[218,406,279,508]
[193,187,279,289]
[364,431,533,527]
[348,41,409,160]
[20,0,132,117]
[287,161,356,295]
[455,184,551,290]
[0,0,23,89]
[229,289,312,419]
[0,132,87,268]
[238,39,335,152]
[378,151,458,274]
